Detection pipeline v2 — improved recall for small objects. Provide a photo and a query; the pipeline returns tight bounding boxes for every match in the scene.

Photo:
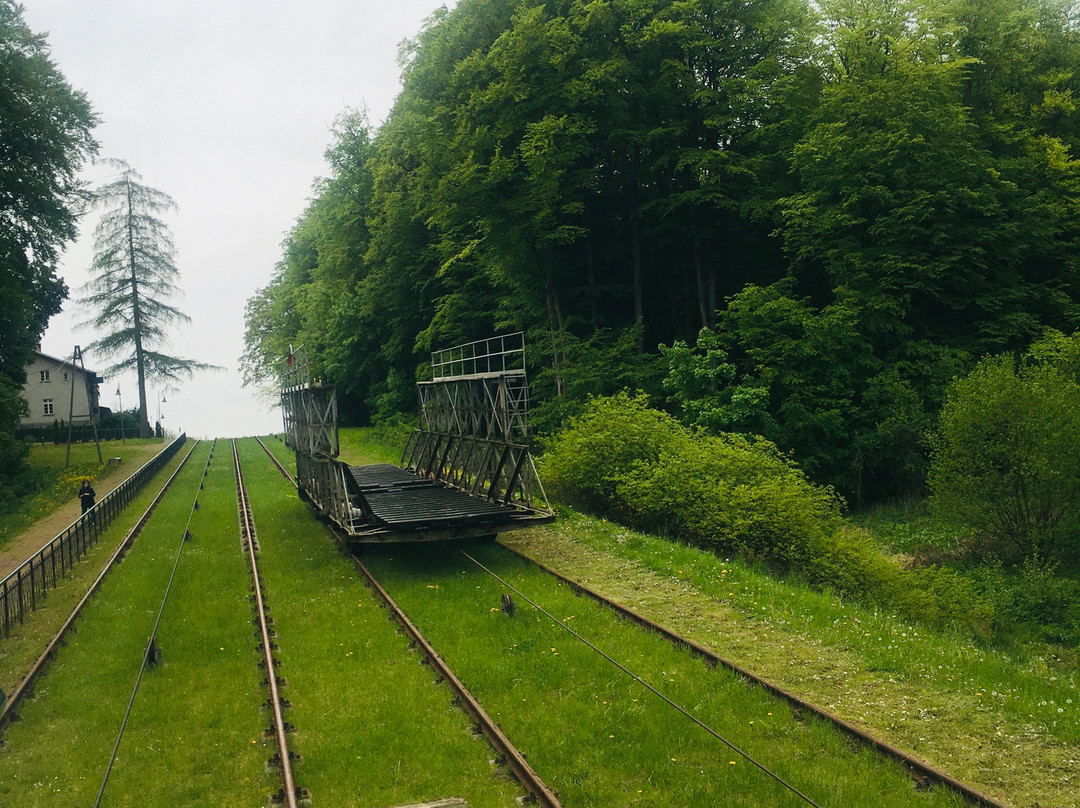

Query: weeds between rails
[0,442,280,806]
[253,436,983,808]
[230,439,304,808]
[252,435,557,807]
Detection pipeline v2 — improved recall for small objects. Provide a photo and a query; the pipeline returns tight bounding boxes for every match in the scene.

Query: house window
[63,372,68,381]
[43,399,54,416]
[40,370,50,383]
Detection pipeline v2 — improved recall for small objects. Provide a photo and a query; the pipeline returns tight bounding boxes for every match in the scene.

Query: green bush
[930,355,1080,563]
[538,392,684,517]
[541,393,1004,634]
[541,392,857,580]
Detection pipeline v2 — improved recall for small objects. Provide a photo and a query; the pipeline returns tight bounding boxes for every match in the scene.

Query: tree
[930,354,1080,562]
[80,160,214,437]
[0,0,97,496]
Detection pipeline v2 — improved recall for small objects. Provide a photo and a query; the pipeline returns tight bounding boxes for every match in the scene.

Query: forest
[241,0,1080,506]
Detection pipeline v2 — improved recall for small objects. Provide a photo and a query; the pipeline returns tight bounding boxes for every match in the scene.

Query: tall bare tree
[80,159,214,436]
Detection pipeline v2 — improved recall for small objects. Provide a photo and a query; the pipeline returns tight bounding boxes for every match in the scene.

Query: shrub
[542,392,851,581]
[538,392,683,517]
[542,393,999,634]
[930,355,1080,563]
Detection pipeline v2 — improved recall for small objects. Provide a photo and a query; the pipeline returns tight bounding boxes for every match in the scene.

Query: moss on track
[364,541,968,808]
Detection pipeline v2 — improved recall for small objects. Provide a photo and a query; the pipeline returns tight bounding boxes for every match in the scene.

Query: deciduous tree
[0,0,96,495]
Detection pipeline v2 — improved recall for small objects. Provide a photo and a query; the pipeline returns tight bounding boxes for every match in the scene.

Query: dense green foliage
[931,345,1080,564]
[0,1,97,502]
[541,393,992,630]
[243,0,1080,503]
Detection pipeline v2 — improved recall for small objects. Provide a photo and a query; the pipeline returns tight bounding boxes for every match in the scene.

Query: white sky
[22,0,452,439]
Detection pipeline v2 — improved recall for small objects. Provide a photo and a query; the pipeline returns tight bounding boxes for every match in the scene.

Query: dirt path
[0,444,165,580]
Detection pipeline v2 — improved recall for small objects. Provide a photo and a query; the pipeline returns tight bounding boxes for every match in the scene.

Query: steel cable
[93,440,215,808]
[460,549,825,808]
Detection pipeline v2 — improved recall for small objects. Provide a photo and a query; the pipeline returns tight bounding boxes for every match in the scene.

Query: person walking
[78,479,96,514]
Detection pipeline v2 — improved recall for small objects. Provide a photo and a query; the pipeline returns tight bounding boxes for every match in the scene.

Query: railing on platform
[0,434,187,640]
[430,332,525,381]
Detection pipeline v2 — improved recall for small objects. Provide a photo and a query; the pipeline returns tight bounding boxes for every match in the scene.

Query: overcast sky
[22,0,452,439]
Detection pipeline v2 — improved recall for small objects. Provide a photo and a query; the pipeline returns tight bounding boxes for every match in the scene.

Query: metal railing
[430,332,526,381]
[0,434,187,639]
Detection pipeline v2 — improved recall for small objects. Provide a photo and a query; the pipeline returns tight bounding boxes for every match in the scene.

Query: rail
[0,440,200,732]
[254,436,559,806]
[234,440,301,808]
[506,548,1014,808]
[0,434,187,639]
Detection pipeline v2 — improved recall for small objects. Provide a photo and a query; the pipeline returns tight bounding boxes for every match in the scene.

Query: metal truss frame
[403,333,551,514]
[280,346,338,459]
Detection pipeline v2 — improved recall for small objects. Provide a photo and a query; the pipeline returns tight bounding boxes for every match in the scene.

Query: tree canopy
[243,0,1080,503]
[0,0,97,495]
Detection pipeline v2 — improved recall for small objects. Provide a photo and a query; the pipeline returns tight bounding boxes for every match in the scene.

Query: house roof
[32,351,102,383]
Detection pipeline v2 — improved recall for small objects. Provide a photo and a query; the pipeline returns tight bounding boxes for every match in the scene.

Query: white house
[20,351,102,428]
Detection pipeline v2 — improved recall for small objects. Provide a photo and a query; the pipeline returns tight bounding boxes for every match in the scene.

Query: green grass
[0,441,276,805]
[337,424,409,466]
[0,442,197,695]
[849,497,966,556]
[363,540,969,808]
[0,438,166,545]
[236,438,524,807]
[503,512,1079,808]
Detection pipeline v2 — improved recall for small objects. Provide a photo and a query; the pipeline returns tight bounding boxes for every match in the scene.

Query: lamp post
[115,386,125,445]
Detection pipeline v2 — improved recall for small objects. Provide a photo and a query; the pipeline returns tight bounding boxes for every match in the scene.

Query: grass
[0,441,197,696]
[502,512,1079,808]
[849,496,966,556]
[0,438,166,546]
[337,424,410,466]
[0,441,276,805]
[364,540,967,808]
[236,438,524,807]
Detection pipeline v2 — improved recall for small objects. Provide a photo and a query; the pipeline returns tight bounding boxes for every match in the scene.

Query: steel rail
[233,440,299,808]
[504,546,1014,808]
[461,549,824,807]
[260,433,1010,807]
[0,439,200,733]
[94,440,215,808]
[253,435,562,808]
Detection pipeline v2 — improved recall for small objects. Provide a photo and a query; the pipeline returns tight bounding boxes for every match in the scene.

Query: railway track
[257,435,1012,808]
[0,439,200,734]
[500,551,1012,808]
[254,435,561,807]
[231,439,303,808]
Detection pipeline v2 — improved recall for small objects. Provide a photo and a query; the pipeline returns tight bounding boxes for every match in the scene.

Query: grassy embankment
[0,440,193,697]
[0,438,165,546]
[0,441,278,806]
[340,425,1078,808]
[243,437,526,807]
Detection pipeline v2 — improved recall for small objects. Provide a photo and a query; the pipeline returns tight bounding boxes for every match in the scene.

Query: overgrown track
[501,550,1012,808]
[254,435,562,808]
[258,436,1011,808]
[232,439,301,808]
[0,439,201,734]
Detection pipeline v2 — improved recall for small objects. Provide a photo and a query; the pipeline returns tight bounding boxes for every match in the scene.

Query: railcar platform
[346,463,551,540]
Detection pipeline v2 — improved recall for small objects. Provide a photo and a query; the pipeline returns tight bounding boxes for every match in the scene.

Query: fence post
[16,568,24,626]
